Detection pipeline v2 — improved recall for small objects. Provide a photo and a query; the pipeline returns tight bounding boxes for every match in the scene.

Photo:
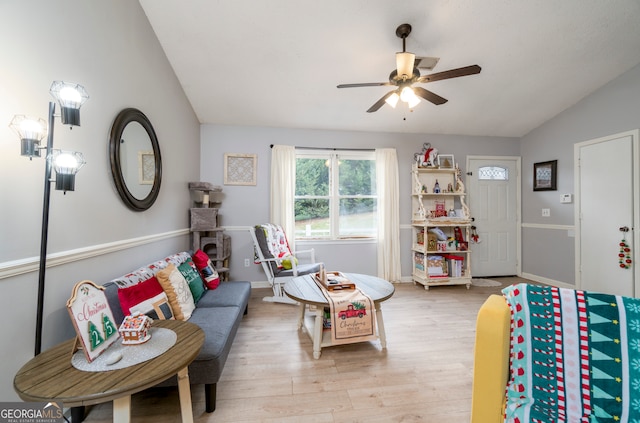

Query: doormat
[471,278,502,287]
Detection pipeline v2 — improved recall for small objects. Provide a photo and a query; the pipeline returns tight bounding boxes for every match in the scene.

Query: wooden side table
[284,273,395,359]
[14,320,204,423]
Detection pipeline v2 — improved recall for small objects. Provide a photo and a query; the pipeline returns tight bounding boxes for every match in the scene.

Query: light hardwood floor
[82,277,523,422]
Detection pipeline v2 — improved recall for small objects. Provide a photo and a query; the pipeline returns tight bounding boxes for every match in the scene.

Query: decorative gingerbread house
[118,313,153,345]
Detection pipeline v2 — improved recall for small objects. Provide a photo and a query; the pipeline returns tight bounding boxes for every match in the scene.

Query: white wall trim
[521,223,574,230]
[0,229,189,280]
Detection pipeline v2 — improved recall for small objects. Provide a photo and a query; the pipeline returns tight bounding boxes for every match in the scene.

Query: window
[478,166,509,181]
[294,150,377,239]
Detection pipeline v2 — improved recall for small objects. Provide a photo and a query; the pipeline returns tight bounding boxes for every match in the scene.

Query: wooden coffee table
[284,273,395,359]
[14,319,204,423]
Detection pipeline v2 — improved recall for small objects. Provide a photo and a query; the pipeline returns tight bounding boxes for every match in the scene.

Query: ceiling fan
[337,23,481,113]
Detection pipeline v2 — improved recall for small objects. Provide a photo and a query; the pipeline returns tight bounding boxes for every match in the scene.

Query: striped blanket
[503,283,640,423]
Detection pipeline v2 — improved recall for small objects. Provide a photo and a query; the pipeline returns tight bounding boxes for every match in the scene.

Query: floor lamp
[10,81,89,355]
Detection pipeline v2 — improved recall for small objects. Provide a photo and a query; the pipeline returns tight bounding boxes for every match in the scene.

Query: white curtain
[376,148,401,282]
[270,145,296,250]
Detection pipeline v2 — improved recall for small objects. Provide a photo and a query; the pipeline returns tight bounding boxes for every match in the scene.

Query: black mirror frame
[109,108,162,211]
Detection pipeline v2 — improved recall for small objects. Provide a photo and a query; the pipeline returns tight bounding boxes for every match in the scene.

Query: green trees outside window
[295,152,377,239]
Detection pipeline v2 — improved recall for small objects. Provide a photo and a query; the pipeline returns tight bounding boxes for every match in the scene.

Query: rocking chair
[251,224,322,304]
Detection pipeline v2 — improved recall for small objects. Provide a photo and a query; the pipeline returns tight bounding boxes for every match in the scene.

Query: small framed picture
[438,154,455,169]
[138,151,155,185]
[533,160,557,191]
[224,153,257,186]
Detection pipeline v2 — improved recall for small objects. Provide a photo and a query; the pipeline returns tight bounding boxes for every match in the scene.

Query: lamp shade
[49,81,89,126]
[385,92,400,108]
[9,115,48,158]
[50,150,86,192]
[396,52,415,79]
[400,86,421,108]
[407,93,421,109]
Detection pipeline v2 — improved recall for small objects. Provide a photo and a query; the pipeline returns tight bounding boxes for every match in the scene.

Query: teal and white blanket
[503,283,640,423]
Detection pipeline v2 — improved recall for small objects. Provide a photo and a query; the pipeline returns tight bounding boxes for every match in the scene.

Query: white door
[576,130,639,296]
[467,157,520,277]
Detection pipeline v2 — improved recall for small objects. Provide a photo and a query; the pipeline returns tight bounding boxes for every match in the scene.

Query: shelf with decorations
[411,162,472,290]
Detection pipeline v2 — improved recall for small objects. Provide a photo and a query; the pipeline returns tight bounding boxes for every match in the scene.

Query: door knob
[620,226,630,232]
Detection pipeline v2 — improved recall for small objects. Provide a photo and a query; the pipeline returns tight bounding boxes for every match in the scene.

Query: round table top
[13,319,204,407]
[284,273,395,306]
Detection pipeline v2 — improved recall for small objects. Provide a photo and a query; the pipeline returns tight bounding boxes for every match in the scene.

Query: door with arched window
[466,156,521,276]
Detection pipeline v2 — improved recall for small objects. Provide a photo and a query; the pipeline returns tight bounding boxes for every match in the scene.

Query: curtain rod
[270,144,374,152]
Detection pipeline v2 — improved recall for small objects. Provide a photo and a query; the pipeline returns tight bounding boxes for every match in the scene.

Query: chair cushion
[255,224,296,274]
[276,262,323,277]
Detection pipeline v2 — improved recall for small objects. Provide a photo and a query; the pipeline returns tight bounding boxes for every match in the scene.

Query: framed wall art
[224,153,257,186]
[437,154,455,169]
[138,151,155,185]
[533,160,557,191]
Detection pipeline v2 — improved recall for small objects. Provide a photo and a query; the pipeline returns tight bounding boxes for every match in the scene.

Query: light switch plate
[542,208,551,217]
[561,194,573,203]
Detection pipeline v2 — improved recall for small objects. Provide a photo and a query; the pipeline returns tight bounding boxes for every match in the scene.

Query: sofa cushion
[116,276,174,320]
[156,263,196,320]
[192,249,220,290]
[111,266,156,288]
[196,281,251,310]
[178,258,206,303]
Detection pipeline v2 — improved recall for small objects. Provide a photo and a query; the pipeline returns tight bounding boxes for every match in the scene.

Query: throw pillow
[192,249,220,290]
[164,251,191,267]
[117,276,174,320]
[111,266,156,288]
[156,263,196,320]
[178,258,206,303]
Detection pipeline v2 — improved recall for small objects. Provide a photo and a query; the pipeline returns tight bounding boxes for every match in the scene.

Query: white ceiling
[139,0,640,138]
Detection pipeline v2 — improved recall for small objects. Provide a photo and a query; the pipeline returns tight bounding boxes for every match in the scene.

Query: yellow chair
[470,294,511,423]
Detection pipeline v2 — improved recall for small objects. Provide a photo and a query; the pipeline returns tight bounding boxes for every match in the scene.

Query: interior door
[467,157,520,277]
[576,130,639,296]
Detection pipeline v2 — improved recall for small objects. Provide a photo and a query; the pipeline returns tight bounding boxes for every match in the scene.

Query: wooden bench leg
[205,383,216,413]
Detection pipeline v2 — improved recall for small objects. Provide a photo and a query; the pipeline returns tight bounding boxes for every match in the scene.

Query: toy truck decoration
[338,302,367,319]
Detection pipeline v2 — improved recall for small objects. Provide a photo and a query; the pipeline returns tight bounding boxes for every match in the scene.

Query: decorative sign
[223,153,257,186]
[66,280,120,362]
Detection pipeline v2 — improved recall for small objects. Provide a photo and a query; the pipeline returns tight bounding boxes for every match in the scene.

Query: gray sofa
[96,251,251,416]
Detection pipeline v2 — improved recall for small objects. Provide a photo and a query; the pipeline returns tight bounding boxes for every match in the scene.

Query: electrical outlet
[542,208,551,217]
[244,258,250,267]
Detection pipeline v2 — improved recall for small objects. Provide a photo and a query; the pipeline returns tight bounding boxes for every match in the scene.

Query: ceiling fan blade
[417,65,481,84]
[413,87,448,105]
[366,90,397,113]
[337,82,393,88]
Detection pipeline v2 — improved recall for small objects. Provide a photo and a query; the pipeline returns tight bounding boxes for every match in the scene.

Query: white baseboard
[521,272,576,289]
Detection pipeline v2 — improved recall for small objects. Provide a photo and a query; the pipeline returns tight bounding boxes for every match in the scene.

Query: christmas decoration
[619,238,632,269]
[471,226,481,243]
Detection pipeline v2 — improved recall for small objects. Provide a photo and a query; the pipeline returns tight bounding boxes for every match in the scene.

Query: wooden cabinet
[411,163,472,290]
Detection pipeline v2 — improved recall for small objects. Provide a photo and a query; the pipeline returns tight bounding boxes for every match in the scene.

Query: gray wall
[0,0,200,400]
[200,125,519,282]
[520,63,640,286]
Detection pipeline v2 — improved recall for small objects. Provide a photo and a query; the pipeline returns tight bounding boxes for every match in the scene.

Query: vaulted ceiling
[139,0,640,137]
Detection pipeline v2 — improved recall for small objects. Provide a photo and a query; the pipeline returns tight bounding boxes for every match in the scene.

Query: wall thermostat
[561,194,573,204]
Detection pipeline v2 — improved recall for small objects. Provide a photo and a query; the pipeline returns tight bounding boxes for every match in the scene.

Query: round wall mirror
[109,108,162,211]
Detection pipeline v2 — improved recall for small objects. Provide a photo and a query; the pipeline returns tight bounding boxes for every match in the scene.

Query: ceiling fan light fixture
[407,94,421,108]
[400,86,421,108]
[385,92,399,108]
[396,52,415,79]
